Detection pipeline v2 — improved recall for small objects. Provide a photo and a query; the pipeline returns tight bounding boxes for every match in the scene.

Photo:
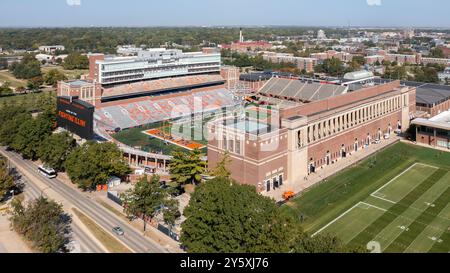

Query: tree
[26,76,44,90]
[0,81,13,95]
[314,57,344,76]
[0,112,31,147]
[9,53,42,79]
[181,177,297,253]
[0,58,8,70]
[169,149,206,186]
[120,175,179,231]
[293,233,365,253]
[0,158,14,200]
[62,52,89,70]
[38,132,76,171]
[44,69,67,87]
[11,114,53,159]
[65,141,131,190]
[210,151,231,179]
[429,47,445,58]
[9,196,71,253]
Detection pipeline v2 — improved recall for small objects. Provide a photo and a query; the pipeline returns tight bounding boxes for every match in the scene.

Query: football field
[312,163,450,253]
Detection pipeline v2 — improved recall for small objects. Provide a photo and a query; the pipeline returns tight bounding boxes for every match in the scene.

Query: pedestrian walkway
[0,210,32,253]
[264,136,401,202]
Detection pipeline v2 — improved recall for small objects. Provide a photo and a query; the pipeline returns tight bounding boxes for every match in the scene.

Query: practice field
[312,163,450,253]
[281,142,450,253]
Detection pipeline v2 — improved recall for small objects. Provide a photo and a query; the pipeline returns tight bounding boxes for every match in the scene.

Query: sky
[0,0,449,28]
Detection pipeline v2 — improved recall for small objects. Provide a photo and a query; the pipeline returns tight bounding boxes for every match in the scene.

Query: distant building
[35,53,54,63]
[220,41,272,53]
[39,45,65,54]
[116,45,142,56]
[310,50,353,63]
[365,55,385,65]
[421,57,450,66]
[317,29,327,40]
[262,52,317,72]
[438,67,450,83]
[384,53,420,65]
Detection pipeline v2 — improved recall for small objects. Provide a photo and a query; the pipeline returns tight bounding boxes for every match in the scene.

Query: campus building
[261,52,317,72]
[87,48,221,85]
[414,83,450,117]
[413,111,450,150]
[207,79,416,193]
[38,45,65,54]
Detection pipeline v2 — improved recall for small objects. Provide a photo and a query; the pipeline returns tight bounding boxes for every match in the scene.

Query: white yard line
[360,202,388,212]
[370,163,439,204]
[312,202,363,237]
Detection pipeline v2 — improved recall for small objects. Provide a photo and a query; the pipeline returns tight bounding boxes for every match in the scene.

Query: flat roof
[222,118,277,135]
[412,111,450,131]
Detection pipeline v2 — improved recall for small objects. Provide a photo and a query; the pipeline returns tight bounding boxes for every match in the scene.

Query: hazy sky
[1,0,449,28]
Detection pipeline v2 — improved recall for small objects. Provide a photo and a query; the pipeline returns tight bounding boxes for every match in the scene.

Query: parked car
[112,226,124,236]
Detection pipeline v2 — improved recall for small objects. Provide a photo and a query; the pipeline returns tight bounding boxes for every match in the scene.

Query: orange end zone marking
[143,128,205,151]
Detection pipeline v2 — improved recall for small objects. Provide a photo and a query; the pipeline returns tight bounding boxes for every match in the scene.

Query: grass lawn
[281,142,450,252]
[0,70,27,88]
[0,90,56,111]
[41,66,88,80]
[72,208,131,253]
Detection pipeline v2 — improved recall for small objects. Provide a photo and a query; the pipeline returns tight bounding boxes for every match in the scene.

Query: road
[18,170,103,253]
[1,147,167,253]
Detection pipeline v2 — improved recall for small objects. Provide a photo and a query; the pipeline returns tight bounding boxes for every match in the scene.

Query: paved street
[18,170,104,253]
[0,147,168,253]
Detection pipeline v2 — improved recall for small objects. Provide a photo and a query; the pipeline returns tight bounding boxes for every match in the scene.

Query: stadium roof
[257,77,348,104]
[239,72,273,82]
[343,70,374,81]
[413,83,450,106]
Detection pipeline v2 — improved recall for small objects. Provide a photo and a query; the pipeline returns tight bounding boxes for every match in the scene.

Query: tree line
[0,97,131,190]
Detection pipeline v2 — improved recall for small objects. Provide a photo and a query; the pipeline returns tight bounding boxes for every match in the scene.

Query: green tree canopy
[11,114,53,159]
[65,141,131,190]
[314,57,344,76]
[169,148,206,186]
[210,151,231,179]
[9,196,71,253]
[120,175,179,229]
[44,69,67,87]
[38,132,76,171]
[62,52,89,70]
[9,53,42,79]
[181,177,298,253]
[0,157,15,200]
[0,104,32,147]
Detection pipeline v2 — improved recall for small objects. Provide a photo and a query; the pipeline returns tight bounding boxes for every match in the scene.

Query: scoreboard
[56,96,94,140]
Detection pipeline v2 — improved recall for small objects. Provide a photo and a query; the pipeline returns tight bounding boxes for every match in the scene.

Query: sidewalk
[0,208,32,253]
[93,193,184,253]
[264,136,401,202]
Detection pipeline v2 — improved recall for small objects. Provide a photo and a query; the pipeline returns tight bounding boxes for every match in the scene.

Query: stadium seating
[101,74,225,99]
[258,78,347,104]
[95,89,236,129]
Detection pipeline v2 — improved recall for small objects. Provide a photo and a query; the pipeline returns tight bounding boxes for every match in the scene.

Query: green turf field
[281,142,450,253]
[111,105,272,154]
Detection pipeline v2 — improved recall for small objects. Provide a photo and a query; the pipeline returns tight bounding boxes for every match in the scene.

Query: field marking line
[312,202,363,237]
[360,202,388,212]
[371,195,397,204]
[370,163,439,204]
